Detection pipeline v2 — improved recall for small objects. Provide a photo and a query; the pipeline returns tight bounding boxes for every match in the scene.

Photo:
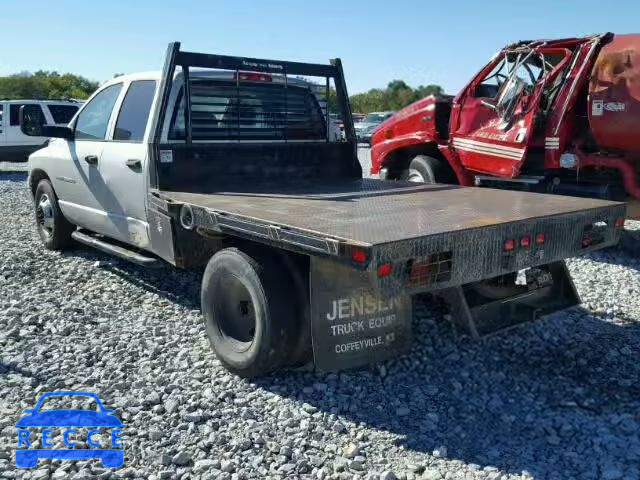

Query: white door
[98,79,158,248]
[55,83,125,234]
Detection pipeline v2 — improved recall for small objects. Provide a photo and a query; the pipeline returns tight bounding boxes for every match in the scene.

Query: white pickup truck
[20,43,625,377]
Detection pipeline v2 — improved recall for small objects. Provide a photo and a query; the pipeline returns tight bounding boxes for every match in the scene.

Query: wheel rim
[407,168,426,183]
[36,193,54,237]
[213,274,256,352]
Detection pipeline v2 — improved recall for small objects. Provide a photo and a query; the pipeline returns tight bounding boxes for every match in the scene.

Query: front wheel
[34,179,74,250]
[400,154,456,184]
[201,248,297,377]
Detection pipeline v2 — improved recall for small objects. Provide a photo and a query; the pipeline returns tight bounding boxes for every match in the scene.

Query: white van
[0,99,82,161]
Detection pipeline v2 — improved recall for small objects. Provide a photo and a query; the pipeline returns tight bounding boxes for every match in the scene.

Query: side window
[75,84,123,140]
[113,80,157,141]
[10,104,46,126]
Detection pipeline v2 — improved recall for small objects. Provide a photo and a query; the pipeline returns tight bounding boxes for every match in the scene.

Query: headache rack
[150,42,356,144]
[148,42,360,191]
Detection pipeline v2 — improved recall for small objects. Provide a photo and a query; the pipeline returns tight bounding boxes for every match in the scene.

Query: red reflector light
[615,217,625,228]
[520,236,531,248]
[377,263,393,277]
[351,249,367,263]
[504,239,515,251]
[535,233,545,244]
[235,71,272,82]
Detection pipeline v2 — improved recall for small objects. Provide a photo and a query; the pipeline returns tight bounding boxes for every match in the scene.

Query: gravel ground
[1,169,639,480]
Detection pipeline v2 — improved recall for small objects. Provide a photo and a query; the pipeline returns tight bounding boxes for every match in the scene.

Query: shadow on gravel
[60,247,202,310]
[588,229,640,268]
[258,304,640,478]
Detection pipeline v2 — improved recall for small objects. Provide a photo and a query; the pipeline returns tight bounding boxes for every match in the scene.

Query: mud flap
[440,261,580,337]
[310,256,412,371]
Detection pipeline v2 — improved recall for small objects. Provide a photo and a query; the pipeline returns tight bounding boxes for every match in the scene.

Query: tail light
[377,263,393,277]
[615,217,625,228]
[504,239,515,251]
[235,71,272,82]
[535,233,545,244]
[582,233,592,248]
[520,236,531,248]
[351,248,367,264]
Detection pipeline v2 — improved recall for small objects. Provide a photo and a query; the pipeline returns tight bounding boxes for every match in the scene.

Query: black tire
[400,154,455,184]
[201,248,297,377]
[34,179,74,250]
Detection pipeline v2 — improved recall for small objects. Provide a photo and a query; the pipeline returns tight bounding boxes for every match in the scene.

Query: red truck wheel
[401,155,455,184]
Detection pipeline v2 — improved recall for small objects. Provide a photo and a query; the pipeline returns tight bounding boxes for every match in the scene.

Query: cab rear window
[169,80,326,141]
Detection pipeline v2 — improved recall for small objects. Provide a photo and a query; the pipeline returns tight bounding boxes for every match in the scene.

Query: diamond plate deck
[159,178,622,246]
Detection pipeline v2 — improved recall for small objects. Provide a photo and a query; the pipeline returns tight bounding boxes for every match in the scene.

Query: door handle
[126,158,142,170]
[84,155,98,165]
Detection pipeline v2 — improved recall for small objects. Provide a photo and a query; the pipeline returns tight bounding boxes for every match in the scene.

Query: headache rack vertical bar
[149,41,180,188]
[325,76,330,142]
[183,65,192,144]
[236,67,241,142]
[284,67,288,143]
[331,58,357,169]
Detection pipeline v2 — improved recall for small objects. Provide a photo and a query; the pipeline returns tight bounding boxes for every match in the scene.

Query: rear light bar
[505,233,545,252]
[234,71,272,82]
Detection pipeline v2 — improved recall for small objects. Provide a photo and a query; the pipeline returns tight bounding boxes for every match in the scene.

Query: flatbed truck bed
[160,179,620,245]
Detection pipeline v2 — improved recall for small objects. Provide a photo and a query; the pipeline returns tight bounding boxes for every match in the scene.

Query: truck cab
[26,69,338,250]
[371,33,640,217]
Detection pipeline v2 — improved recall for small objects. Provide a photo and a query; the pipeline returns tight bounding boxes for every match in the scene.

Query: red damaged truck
[370,33,640,218]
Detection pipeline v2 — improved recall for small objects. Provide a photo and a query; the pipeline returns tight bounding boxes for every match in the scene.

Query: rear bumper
[371,203,625,297]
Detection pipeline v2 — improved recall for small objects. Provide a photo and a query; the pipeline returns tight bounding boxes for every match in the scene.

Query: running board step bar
[441,261,579,337]
[71,230,161,267]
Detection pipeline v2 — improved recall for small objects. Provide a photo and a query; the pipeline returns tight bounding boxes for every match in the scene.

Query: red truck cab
[371,33,640,217]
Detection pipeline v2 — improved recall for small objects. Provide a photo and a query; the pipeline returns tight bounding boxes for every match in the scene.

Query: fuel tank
[589,34,640,153]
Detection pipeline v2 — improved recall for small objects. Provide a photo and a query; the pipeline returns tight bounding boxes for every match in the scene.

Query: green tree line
[349,80,444,113]
[1,71,444,115]
[0,71,99,100]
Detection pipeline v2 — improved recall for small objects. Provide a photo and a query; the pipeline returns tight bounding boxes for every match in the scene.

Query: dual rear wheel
[201,248,310,377]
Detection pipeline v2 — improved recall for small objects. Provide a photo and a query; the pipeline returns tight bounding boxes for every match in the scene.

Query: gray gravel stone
[171,451,191,466]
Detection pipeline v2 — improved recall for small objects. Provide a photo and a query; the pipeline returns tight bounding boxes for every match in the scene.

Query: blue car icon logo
[15,391,124,469]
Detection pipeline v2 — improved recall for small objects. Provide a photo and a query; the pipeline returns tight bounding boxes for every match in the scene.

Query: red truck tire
[401,154,456,184]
